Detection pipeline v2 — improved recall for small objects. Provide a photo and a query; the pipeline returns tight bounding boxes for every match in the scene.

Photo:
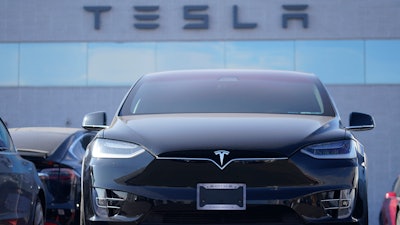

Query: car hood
[102,114,346,157]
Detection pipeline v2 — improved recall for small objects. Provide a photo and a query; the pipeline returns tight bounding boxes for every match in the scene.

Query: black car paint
[10,127,97,225]
[81,70,374,225]
[100,114,347,156]
[0,118,46,225]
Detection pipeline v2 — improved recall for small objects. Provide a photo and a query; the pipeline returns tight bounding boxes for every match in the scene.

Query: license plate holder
[196,183,246,210]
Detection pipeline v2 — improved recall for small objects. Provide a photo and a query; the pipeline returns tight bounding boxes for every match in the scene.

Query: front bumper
[86,187,358,224]
[82,153,364,225]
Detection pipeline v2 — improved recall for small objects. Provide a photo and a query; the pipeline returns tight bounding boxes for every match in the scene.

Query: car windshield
[0,121,14,152]
[121,73,334,116]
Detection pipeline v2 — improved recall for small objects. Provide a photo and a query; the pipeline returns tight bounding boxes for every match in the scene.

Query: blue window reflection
[225,41,294,70]
[156,42,224,71]
[0,44,19,86]
[2,40,400,86]
[88,43,156,86]
[296,40,365,84]
[366,40,400,84]
[20,43,87,86]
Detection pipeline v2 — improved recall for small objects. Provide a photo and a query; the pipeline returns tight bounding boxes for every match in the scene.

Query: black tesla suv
[81,69,374,225]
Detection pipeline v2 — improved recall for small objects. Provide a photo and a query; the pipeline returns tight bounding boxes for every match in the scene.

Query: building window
[295,40,364,84]
[366,40,400,84]
[19,43,87,86]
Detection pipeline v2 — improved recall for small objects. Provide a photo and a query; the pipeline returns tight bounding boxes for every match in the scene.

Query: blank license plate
[197,183,246,210]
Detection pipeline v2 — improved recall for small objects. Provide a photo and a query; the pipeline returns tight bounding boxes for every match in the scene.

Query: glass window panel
[7,40,400,86]
[20,43,87,86]
[0,44,19,86]
[296,40,364,84]
[156,42,224,71]
[225,41,294,70]
[366,40,400,84]
[88,43,156,86]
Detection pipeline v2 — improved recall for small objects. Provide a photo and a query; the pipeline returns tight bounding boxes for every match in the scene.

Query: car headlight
[301,140,356,159]
[92,138,146,158]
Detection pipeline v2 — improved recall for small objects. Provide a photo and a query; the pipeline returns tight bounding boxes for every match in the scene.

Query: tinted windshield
[0,120,15,152]
[120,72,335,116]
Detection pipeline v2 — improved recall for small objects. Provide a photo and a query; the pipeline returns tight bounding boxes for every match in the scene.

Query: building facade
[1,0,400,223]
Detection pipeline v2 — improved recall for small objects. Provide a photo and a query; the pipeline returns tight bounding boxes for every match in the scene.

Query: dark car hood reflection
[104,113,344,157]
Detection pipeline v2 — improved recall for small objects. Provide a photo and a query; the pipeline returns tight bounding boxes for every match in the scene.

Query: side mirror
[346,112,375,131]
[82,111,108,131]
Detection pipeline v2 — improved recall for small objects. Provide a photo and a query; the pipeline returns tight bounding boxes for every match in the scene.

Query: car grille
[124,158,317,188]
[142,205,302,225]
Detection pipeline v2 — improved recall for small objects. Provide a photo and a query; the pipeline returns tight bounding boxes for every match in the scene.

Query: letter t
[84,6,112,30]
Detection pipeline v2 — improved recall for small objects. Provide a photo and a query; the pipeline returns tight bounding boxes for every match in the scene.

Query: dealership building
[1,0,399,223]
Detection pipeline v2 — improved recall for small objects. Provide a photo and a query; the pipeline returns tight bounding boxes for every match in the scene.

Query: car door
[0,119,38,224]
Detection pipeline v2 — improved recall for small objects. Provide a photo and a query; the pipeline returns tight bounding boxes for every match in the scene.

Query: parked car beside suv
[0,117,46,225]
[10,127,97,225]
[380,176,400,225]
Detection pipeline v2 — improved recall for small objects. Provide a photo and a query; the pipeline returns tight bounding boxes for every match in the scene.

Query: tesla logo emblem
[214,150,230,166]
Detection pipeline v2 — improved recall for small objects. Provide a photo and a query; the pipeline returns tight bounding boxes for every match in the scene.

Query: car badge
[214,150,230,166]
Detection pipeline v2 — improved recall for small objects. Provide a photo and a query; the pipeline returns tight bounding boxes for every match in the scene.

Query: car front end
[81,70,373,225]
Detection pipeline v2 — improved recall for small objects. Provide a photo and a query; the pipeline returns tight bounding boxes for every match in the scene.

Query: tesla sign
[84,4,309,31]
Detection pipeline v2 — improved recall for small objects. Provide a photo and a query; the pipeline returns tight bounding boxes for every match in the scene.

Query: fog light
[92,188,127,217]
[337,189,355,219]
[320,189,355,219]
[341,199,349,207]
[90,188,151,222]
[92,188,109,217]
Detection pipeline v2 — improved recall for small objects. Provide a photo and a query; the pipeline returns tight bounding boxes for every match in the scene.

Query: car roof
[140,69,316,82]
[10,127,83,155]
